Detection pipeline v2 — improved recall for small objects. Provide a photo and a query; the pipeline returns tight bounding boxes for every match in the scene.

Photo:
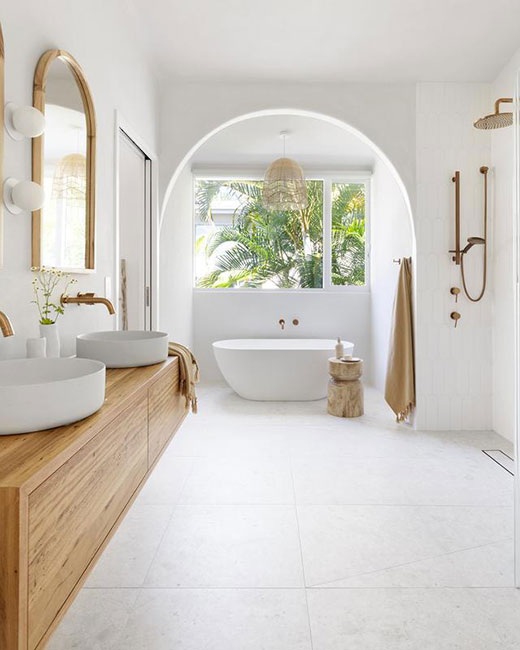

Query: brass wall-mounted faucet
[61,292,116,315]
[278,318,286,330]
[0,311,14,337]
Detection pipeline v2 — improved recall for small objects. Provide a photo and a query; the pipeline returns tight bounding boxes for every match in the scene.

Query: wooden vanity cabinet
[0,357,187,650]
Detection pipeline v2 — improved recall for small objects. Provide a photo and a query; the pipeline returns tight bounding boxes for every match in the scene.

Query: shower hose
[460,166,488,302]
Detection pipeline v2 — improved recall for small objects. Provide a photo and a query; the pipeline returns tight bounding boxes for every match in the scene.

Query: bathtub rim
[212,338,354,352]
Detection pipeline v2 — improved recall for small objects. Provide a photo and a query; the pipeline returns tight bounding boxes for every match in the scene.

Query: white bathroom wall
[370,159,414,392]
[158,83,416,211]
[158,82,416,385]
[166,112,412,383]
[490,48,520,442]
[158,79,504,430]
[159,166,194,347]
[193,291,371,381]
[415,83,493,430]
[0,2,158,357]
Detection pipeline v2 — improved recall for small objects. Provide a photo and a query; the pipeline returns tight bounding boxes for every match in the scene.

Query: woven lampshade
[262,157,308,211]
[51,153,87,206]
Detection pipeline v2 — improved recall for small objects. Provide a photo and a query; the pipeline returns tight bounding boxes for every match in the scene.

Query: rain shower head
[462,237,485,254]
[474,98,513,130]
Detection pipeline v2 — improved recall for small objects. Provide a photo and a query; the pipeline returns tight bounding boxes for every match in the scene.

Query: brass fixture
[474,98,513,130]
[61,292,116,314]
[450,312,461,328]
[278,318,285,330]
[292,319,299,326]
[450,287,461,303]
[0,311,14,337]
[449,171,462,265]
[32,49,96,270]
[0,25,4,269]
[460,166,488,302]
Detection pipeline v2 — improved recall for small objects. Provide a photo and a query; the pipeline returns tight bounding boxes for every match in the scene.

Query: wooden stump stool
[327,357,364,418]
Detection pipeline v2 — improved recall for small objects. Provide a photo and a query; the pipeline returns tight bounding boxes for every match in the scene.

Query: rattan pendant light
[51,152,86,206]
[262,131,308,211]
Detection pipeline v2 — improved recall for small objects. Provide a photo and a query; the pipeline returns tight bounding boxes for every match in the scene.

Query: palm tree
[195,179,364,288]
[331,182,366,285]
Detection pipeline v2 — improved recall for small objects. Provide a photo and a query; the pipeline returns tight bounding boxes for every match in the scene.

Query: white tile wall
[415,83,493,430]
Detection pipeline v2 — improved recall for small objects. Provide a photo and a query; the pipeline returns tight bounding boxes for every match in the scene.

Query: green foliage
[195,180,365,288]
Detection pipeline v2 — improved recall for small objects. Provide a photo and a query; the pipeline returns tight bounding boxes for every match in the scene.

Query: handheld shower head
[462,237,485,254]
[474,98,512,130]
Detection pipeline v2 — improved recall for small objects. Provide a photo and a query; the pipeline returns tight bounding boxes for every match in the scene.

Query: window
[193,175,368,290]
[331,182,366,286]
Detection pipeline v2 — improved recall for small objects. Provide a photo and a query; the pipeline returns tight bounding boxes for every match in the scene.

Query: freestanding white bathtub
[213,339,354,401]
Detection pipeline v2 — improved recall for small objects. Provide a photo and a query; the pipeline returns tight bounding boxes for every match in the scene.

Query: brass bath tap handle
[279,319,286,330]
[450,287,461,303]
[450,312,461,328]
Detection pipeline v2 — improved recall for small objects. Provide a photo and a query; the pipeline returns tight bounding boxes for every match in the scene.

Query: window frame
[192,168,371,293]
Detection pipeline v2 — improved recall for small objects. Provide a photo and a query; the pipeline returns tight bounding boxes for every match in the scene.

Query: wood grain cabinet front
[0,358,188,650]
[27,396,148,650]
[148,361,185,464]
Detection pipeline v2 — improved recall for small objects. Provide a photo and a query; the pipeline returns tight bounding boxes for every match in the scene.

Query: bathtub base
[213,339,355,402]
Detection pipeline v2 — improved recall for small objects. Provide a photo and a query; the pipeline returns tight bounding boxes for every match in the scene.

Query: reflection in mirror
[33,51,95,270]
[43,60,87,268]
[0,24,4,269]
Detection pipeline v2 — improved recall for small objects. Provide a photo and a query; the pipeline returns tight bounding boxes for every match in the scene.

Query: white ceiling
[191,114,375,169]
[126,0,520,83]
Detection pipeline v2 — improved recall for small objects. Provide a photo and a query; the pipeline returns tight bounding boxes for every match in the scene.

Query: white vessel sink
[0,358,106,435]
[76,330,169,368]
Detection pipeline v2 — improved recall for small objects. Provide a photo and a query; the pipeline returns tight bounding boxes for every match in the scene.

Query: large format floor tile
[144,505,305,587]
[48,382,516,648]
[86,505,174,588]
[134,456,193,505]
[118,589,312,650]
[170,419,291,458]
[297,505,512,587]
[46,589,139,650]
[291,455,513,505]
[307,588,520,650]
[179,457,294,504]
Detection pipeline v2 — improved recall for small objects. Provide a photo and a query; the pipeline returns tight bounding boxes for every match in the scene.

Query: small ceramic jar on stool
[327,357,364,418]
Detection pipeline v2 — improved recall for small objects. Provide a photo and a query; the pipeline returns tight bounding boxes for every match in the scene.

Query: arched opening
[160,108,415,240]
[159,108,416,421]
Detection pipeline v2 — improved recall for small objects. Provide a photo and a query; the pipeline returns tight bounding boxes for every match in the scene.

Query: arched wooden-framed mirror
[0,24,4,269]
[32,49,96,270]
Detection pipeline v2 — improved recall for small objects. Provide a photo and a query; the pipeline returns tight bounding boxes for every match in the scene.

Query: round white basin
[76,330,169,368]
[0,358,106,435]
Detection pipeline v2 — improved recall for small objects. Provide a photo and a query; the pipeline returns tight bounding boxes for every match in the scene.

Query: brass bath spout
[0,311,14,337]
[61,292,116,315]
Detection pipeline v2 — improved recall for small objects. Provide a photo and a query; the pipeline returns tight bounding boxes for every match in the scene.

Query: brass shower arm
[495,97,512,113]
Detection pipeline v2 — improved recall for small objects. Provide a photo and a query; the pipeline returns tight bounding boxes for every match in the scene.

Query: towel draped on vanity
[168,342,200,414]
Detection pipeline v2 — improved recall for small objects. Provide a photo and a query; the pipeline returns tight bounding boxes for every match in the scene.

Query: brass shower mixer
[450,287,460,303]
[450,312,461,328]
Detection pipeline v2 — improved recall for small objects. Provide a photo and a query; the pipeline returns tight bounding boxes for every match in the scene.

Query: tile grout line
[139,458,197,589]
[290,456,315,650]
[81,585,518,591]
[307,537,513,589]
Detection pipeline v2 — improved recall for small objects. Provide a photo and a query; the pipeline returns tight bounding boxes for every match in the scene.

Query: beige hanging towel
[168,342,200,414]
[385,257,415,422]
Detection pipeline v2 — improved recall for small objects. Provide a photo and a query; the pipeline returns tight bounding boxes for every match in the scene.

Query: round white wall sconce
[5,103,45,140]
[3,178,45,214]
